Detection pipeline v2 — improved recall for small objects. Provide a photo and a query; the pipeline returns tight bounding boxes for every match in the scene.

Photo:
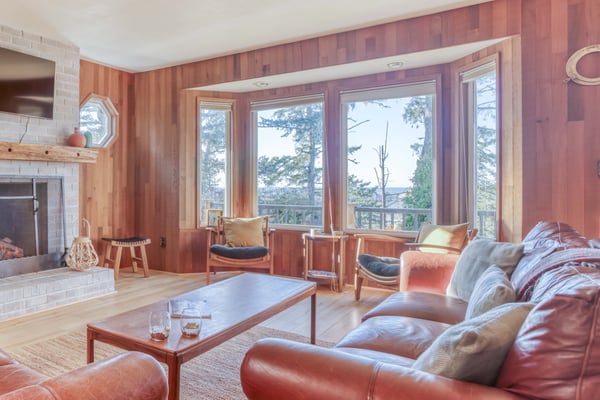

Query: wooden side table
[302,233,347,292]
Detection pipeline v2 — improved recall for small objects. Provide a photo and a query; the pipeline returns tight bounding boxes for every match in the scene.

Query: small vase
[67,127,86,147]
[83,131,93,148]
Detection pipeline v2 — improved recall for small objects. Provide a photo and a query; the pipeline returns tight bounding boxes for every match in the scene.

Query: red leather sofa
[0,350,168,399]
[241,221,600,400]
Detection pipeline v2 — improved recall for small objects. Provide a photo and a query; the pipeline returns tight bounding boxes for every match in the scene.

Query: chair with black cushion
[205,215,274,284]
[354,223,476,300]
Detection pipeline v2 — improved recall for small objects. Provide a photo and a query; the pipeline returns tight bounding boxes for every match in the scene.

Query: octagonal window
[80,94,118,147]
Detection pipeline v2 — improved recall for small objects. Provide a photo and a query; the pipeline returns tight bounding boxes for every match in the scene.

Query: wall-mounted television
[0,47,56,119]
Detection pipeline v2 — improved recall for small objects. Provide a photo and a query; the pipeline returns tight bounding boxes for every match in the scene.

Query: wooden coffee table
[87,273,317,400]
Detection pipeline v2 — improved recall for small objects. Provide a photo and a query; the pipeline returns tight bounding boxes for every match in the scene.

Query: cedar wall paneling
[83,0,600,278]
[79,61,135,263]
[133,0,520,274]
[520,0,600,237]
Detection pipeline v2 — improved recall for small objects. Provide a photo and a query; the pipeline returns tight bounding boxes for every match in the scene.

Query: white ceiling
[0,0,492,73]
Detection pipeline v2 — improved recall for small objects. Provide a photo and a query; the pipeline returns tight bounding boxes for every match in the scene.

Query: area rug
[9,325,332,400]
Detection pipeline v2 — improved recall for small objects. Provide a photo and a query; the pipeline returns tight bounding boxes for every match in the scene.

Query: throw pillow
[416,223,469,254]
[223,217,264,247]
[412,302,535,386]
[447,240,524,301]
[465,265,516,319]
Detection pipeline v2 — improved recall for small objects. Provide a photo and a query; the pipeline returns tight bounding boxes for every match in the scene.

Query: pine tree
[401,96,433,229]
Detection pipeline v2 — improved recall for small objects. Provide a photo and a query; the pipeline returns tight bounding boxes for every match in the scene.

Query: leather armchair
[0,350,168,400]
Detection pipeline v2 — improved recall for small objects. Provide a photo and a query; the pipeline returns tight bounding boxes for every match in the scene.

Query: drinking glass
[180,307,202,337]
[149,310,171,341]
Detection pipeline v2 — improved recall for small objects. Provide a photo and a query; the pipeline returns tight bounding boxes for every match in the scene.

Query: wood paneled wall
[520,0,600,236]
[78,0,600,281]
[130,0,520,274]
[79,60,135,261]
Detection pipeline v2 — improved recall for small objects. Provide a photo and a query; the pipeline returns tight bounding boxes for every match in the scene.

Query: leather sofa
[0,350,168,399]
[240,221,600,400]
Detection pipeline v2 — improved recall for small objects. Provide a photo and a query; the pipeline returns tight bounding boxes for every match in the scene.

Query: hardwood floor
[0,270,391,351]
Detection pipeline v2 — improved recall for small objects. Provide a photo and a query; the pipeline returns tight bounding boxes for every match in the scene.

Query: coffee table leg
[167,355,181,400]
[310,293,316,344]
[86,330,95,363]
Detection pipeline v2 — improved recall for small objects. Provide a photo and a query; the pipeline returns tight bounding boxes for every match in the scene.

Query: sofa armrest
[0,349,16,367]
[241,338,526,400]
[399,251,459,293]
[0,352,168,400]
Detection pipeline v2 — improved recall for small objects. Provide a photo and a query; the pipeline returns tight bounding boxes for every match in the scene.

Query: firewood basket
[65,218,99,271]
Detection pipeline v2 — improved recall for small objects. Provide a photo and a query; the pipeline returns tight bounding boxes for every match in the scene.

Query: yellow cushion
[223,217,264,247]
[417,223,469,254]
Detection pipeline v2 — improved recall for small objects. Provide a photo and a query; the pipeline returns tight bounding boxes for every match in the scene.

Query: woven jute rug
[9,325,331,400]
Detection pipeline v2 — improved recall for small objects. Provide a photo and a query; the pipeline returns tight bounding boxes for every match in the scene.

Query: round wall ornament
[565,44,600,85]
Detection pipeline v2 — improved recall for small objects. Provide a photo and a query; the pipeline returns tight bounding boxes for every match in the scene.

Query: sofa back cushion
[510,248,600,300]
[447,240,524,302]
[465,265,516,319]
[497,265,600,400]
[510,221,592,298]
[520,221,590,253]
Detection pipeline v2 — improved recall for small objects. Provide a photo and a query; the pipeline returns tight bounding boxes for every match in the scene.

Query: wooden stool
[102,237,151,281]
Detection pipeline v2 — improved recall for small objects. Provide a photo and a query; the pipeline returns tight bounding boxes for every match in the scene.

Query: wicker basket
[66,218,99,271]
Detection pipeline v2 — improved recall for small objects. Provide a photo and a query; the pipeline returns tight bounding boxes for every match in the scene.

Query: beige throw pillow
[417,223,469,254]
[413,302,535,385]
[465,265,516,319]
[447,240,524,301]
[223,217,264,247]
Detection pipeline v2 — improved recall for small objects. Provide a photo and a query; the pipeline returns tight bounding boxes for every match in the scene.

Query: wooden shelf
[0,142,98,164]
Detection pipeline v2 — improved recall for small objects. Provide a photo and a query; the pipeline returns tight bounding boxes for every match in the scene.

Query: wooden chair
[354,223,476,300]
[205,215,274,284]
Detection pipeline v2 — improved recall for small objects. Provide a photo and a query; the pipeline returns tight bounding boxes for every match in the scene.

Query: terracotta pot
[67,127,86,147]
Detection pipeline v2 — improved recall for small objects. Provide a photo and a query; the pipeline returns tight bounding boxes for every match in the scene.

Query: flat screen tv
[0,47,56,119]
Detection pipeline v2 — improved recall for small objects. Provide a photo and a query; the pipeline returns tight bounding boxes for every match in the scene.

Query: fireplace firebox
[0,176,66,278]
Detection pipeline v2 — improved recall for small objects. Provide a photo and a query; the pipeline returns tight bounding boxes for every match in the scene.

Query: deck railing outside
[210,202,496,236]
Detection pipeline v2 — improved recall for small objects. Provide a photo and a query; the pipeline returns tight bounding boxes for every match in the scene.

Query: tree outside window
[253,98,324,227]
[198,102,231,225]
[470,71,498,238]
[342,83,437,233]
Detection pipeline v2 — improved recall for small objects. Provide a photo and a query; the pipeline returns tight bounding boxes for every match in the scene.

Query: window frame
[340,80,440,236]
[250,94,325,230]
[79,93,119,148]
[459,60,500,239]
[196,99,233,227]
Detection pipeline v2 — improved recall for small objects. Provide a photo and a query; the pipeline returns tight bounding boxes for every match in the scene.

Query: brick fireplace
[0,23,114,320]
